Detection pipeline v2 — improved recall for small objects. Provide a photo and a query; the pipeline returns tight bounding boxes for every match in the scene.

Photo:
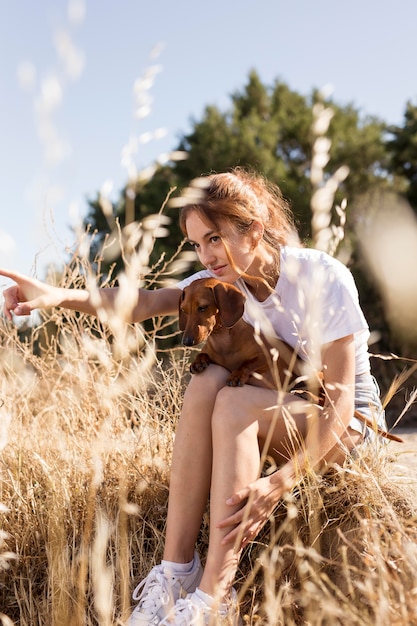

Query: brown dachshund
[178,277,302,388]
[178,277,403,442]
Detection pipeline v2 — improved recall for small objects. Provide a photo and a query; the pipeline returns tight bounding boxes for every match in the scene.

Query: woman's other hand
[217,474,285,551]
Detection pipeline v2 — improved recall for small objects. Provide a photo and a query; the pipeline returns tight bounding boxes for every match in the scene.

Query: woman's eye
[210,236,220,244]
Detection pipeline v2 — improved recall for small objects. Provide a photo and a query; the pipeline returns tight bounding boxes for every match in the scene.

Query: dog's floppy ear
[212,282,246,327]
[178,290,187,331]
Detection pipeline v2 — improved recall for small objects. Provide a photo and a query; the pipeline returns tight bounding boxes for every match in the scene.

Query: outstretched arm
[0,268,180,324]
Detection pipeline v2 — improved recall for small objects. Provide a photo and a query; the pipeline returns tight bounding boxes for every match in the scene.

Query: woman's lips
[210,265,227,276]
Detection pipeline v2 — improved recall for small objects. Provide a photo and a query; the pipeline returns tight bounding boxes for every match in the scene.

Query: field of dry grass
[1,282,417,626]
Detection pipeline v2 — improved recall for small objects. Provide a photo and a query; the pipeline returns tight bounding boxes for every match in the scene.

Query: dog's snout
[182,335,195,347]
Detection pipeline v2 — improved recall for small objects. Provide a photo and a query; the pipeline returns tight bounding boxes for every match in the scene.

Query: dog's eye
[198,305,208,312]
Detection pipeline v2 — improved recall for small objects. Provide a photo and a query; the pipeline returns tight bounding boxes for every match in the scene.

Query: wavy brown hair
[179,168,299,282]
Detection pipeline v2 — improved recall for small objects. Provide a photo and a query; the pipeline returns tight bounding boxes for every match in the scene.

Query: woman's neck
[243,251,280,302]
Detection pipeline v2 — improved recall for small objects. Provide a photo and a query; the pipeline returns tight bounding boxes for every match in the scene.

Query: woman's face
[185,211,257,283]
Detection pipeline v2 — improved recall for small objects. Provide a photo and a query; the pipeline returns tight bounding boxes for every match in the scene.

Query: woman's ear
[251,221,264,248]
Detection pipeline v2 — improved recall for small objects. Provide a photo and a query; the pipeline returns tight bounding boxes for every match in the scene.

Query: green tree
[173,72,389,239]
[82,71,391,273]
[388,101,417,210]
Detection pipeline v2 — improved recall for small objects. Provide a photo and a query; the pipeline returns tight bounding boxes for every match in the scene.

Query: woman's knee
[211,386,253,432]
[184,365,230,398]
[180,366,230,426]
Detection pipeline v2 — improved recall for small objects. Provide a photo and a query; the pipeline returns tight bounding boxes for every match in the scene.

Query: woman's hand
[217,473,285,551]
[0,268,60,320]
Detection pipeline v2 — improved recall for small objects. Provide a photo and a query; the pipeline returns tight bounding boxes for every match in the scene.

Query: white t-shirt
[176,246,370,375]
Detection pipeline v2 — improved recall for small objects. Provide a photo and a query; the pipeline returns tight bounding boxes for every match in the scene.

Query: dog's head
[179,277,246,346]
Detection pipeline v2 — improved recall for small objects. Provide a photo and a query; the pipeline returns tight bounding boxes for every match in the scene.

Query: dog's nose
[182,335,195,347]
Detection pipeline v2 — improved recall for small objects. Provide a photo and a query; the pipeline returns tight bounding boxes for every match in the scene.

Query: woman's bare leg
[201,393,261,599]
[197,385,362,599]
[163,365,229,564]
[197,385,286,599]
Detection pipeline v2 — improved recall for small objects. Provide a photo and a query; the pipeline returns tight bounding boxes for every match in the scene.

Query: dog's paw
[190,353,211,374]
[226,371,249,387]
[227,377,244,387]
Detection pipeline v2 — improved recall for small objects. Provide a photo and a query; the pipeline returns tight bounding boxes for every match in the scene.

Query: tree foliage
[170,72,390,238]
[388,101,417,210]
[83,70,391,272]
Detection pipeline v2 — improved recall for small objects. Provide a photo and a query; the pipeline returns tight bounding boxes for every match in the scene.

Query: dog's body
[178,277,403,442]
[179,277,302,388]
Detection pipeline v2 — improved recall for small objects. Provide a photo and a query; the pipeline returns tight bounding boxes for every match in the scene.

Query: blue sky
[1,0,416,278]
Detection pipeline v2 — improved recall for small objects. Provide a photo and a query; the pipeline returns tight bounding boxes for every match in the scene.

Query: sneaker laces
[160,588,240,626]
[165,596,210,625]
[131,566,173,617]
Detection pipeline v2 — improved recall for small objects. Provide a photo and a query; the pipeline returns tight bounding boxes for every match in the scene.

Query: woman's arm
[218,334,357,548]
[0,268,180,323]
[267,334,356,489]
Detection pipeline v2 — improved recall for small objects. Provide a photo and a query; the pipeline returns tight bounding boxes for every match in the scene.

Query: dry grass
[1,261,417,625]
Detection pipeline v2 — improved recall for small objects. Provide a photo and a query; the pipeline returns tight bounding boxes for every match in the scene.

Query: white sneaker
[159,588,242,625]
[127,552,203,625]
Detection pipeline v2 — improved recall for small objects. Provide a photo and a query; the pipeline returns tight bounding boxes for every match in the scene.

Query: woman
[1,168,386,625]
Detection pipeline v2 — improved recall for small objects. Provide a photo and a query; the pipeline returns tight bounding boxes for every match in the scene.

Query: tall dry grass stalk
[310,96,349,257]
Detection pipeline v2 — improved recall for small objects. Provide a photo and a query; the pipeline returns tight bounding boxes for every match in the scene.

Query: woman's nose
[199,246,216,267]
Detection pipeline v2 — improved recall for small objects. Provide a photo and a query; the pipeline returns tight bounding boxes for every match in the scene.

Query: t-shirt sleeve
[319,262,368,345]
[175,269,213,291]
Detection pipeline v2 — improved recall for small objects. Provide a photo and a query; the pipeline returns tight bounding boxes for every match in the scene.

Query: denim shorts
[350,372,387,441]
